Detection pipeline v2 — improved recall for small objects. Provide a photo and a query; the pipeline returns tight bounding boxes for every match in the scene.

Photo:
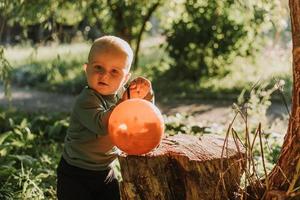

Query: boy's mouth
[98,81,109,86]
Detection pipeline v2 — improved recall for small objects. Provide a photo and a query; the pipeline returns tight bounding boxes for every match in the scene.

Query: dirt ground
[0,86,290,133]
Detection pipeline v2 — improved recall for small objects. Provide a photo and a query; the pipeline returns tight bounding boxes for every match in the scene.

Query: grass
[0,109,67,199]
[4,42,90,66]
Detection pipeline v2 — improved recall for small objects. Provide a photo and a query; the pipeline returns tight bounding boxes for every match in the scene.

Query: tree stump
[119,134,245,200]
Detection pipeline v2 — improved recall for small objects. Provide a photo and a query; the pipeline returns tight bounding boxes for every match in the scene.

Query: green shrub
[0,110,67,199]
[12,55,85,94]
[165,0,275,81]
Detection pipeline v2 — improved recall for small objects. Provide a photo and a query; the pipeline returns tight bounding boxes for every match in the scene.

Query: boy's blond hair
[88,36,133,70]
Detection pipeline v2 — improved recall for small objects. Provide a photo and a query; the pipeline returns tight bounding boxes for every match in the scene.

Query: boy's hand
[121,77,154,102]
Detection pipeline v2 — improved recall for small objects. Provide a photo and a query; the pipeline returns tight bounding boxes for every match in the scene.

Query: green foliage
[164,113,206,136]
[13,55,85,94]
[165,0,279,81]
[103,0,160,39]
[0,110,68,199]
[1,0,162,58]
[1,1,84,28]
[47,119,69,141]
[232,81,285,176]
[164,113,227,137]
[237,80,286,130]
[54,2,84,26]
[85,0,162,68]
[252,131,282,171]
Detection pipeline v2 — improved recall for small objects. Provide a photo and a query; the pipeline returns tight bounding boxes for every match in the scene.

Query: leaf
[8,118,14,127]
[49,124,62,138]
[0,131,13,145]
[20,118,28,129]
[0,165,16,177]
[13,128,23,137]
[0,147,9,157]
[24,127,35,141]
[8,155,37,166]
[11,139,25,148]
[35,172,50,180]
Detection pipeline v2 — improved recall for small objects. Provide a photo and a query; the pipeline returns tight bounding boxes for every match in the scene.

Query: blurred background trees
[0,0,162,68]
[0,0,291,98]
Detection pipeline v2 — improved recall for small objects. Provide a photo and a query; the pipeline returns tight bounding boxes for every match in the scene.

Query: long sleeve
[72,88,116,136]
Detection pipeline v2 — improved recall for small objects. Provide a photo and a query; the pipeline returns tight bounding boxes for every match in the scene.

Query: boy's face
[84,50,131,95]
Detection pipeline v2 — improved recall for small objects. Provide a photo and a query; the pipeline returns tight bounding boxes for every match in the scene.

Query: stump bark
[119,134,245,200]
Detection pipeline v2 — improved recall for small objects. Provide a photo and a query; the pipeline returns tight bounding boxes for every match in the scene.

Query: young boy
[56,36,153,200]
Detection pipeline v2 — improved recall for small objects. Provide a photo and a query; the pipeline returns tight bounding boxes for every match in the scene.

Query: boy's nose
[100,72,109,81]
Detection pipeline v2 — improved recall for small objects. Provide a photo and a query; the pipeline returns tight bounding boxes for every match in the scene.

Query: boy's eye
[95,65,104,71]
[111,69,120,75]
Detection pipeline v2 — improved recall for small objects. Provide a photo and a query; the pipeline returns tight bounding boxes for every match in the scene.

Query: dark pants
[56,157,120,200]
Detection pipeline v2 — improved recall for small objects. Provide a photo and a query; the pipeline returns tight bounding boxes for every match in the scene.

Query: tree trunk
[132,1,160,70]
[119,134,245,200]
[265,1,300,199]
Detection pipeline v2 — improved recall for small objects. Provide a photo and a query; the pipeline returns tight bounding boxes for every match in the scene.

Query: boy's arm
[73,95,115,136]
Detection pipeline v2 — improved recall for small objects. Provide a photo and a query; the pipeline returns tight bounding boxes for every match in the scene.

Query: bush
[0,109,68,199]
[12,55,85,94]
[165,0,274,81]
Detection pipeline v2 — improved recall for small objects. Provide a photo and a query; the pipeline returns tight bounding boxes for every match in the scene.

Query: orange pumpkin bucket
[108,99,164,155]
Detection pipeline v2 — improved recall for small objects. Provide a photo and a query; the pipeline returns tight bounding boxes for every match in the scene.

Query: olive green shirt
[63,87,120,171]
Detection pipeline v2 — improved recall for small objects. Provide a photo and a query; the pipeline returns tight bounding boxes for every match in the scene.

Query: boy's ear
[83,63,88,72]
